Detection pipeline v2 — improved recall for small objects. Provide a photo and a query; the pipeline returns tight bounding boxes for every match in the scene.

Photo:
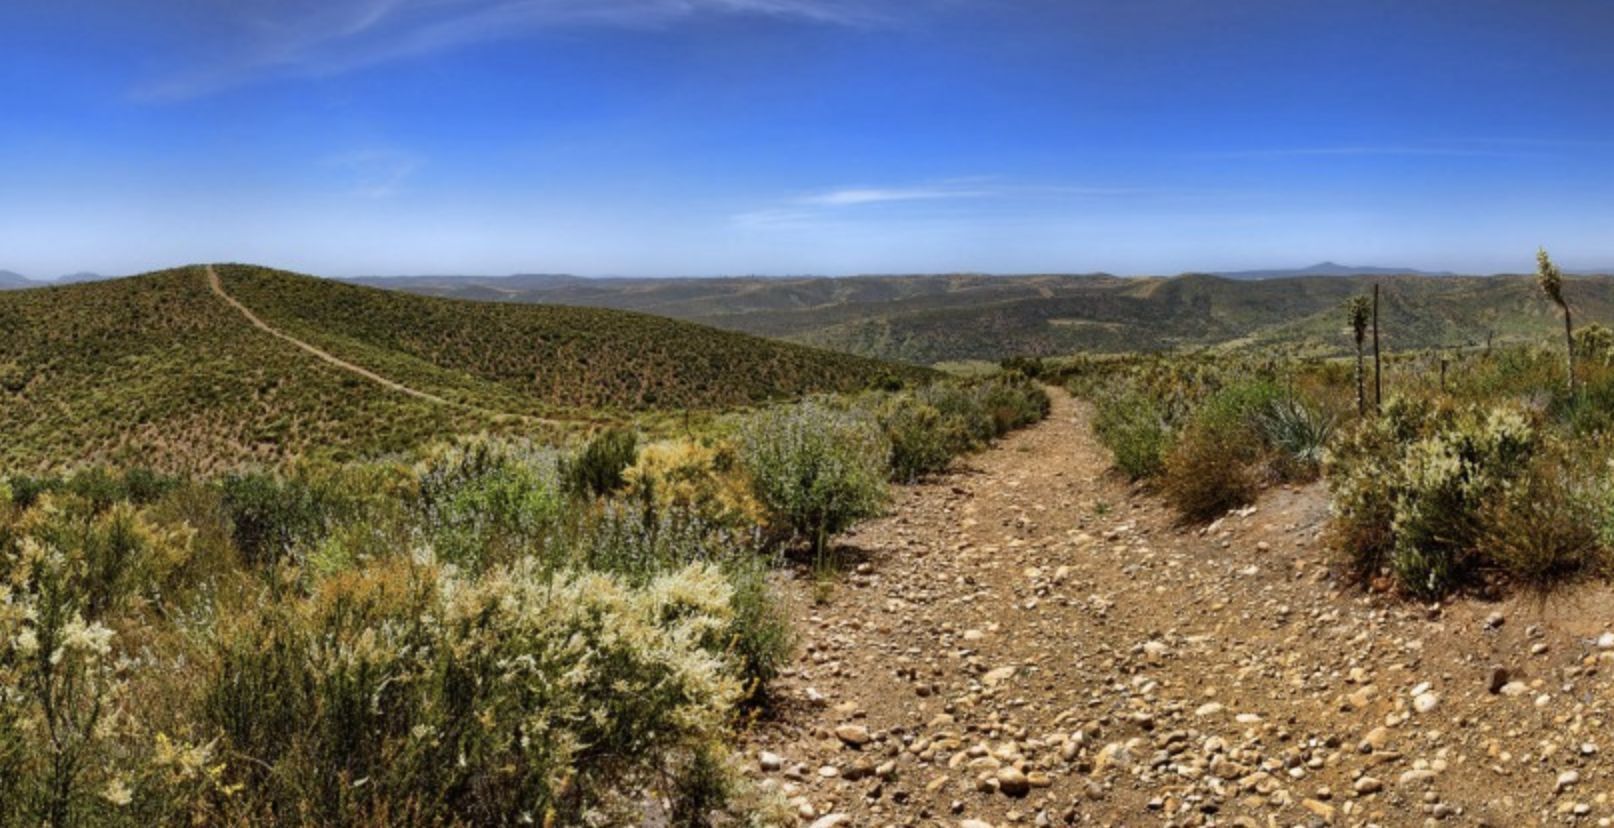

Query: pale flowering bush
[0,433,803,824]
[1325,398,1544,596]
[622,439,765,533]
[201,557,754,825]
[0,538,131,827]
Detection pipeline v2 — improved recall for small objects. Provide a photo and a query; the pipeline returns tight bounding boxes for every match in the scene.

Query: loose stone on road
[747,388,1614,827]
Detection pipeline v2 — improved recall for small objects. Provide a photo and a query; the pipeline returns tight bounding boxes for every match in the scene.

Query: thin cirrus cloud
[1195,144,1538,160]
[796,185,997,207]
[136,0,898,100]
[324,149,424,199]
[733,180,1161,228]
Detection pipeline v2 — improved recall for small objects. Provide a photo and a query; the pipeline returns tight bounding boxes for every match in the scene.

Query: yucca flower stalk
[1537,247,1575,393]
[1348,295,1371,416]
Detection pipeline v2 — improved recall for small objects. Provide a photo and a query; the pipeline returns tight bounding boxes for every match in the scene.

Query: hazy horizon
[5,0,1614,277]
[11,260,1613,283]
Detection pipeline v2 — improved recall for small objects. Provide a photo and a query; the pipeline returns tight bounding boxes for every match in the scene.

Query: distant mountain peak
[0,270,36,289]
[1213,262,1456,280]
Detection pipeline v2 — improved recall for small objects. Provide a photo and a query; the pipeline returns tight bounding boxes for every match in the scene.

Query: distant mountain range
[1207,261,1458,280]
[351,267,1614,364]
[0,271,107,289]
[0,270,34,289]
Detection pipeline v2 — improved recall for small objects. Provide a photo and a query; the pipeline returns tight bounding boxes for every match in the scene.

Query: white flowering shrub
[201,558,750,825]
[0,539,131,827]
[0,436,799,825]
[1326,399,1541,596]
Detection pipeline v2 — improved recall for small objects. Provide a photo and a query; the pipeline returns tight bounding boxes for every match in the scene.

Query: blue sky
[3,0,1613,277]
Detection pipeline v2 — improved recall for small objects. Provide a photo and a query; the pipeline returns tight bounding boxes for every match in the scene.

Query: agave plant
[1258,394,1336,474]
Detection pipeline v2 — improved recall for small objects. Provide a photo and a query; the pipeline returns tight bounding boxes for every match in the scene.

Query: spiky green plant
[1537,247,1575,393]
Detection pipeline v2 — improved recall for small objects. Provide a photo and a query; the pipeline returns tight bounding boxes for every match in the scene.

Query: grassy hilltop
[0,264,929,473]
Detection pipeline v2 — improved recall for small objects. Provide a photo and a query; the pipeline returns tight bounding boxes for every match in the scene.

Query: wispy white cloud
[137,0,899,100]
[325,148,423,199]
[796,185,995,206]
[1197,145,1533,159]
[734,178,1167,227]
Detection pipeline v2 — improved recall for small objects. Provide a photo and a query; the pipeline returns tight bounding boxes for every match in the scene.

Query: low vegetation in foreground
[0,374,1047,826]
[1068,259,1614,599]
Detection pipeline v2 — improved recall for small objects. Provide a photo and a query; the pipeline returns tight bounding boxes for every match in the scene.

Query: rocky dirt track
[745,389,1614,828]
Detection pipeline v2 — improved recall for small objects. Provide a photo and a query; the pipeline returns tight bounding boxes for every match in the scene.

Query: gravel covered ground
[745,389,1614,828]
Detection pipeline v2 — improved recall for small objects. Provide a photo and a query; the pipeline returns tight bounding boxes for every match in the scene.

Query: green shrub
[220,472,336,569]
[916,383,994,448]
[872,375,1048,483]
[976,374,1051,436]
[565,427,639,497]
[1093,390,1174,480]
[724,554,795,702]
[879,396,955,482]
[1480,456,1608,591]
[413,438,564,569]
[739,400,889,561]
[1389,406,1535,596]
[1159,381,1282,520]
[6,475,50,509]
[1324,412,1403,577]
[1325,398,1541,596]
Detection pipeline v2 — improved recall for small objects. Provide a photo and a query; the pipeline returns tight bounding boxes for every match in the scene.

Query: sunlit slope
[0,265,930,472]
[215,265,928,411]
[367,271,1614,363]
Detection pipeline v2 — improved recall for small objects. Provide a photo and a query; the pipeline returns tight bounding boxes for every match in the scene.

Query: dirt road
[750,389,1614,827]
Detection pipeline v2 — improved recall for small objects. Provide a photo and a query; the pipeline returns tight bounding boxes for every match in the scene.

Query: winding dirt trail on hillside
[206,264,567,429]
[751,389,1614,827]
[206,264,458,406]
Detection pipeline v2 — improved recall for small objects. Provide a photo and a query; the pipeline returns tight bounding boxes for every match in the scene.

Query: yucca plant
[1537,247,1575,393]
[1347,296,1371,416]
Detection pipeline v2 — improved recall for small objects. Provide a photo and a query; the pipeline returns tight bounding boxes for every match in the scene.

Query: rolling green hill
[0,265,930,473]
[357,271,1614,363]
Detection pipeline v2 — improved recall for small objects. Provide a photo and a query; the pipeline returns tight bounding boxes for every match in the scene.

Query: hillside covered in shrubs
[0,374,1047,826]
[0,266,932,474]
[358,270,1614,365]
